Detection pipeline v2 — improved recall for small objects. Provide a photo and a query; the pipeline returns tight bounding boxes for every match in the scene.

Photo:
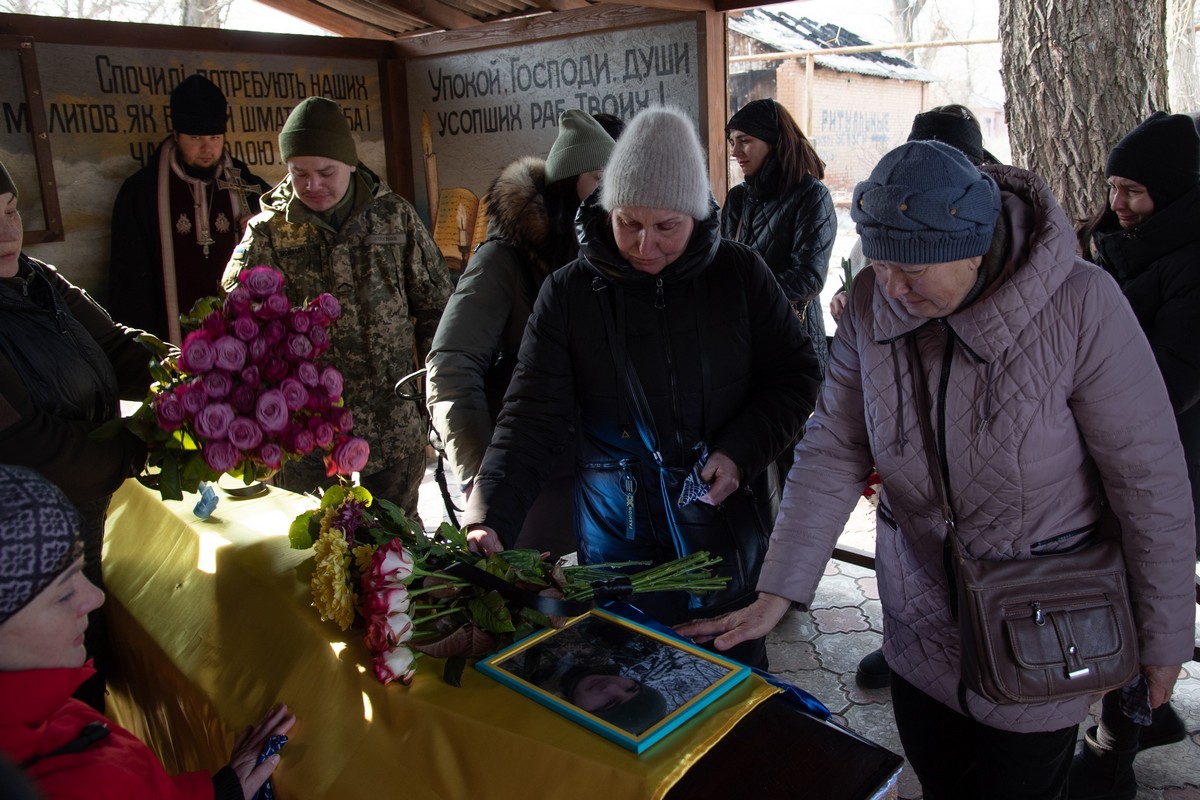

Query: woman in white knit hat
[462,106,822,666]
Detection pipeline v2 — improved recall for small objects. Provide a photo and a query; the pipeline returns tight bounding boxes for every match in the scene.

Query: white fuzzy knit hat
[600,106,710,220]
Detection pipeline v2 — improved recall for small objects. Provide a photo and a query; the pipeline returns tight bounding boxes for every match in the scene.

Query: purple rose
[257,443,284,470]
[230,384,256,414]
[310,420,334,448]
[232,314,260,342]
[179,331,216,374]
[292,428,315,455]
[308,325,330,355]
[179,380,208,417]
[286,333,314,362]
[154,393,185,432]
[255,389,289,433]
[239,265,285,299]
[262,319,286,345]
[288,309,311,334]
[247,336,270,365]
[240,365,261,387]
[296,361,320,388]
[194,403,235,440]
[228,416,264,452]
[305,387,331,412]
[202,440,240,472]
[314,292,341,323]
[319,367,343,400]
[254,292,290,321]
[264,358,289,383]
[202,311,225,337]
[325,436,370,476]
[329,406,354,433]
[280,377,309,410]
[202,370,232,399]
[213,336,247,372]
[226,286,253,314]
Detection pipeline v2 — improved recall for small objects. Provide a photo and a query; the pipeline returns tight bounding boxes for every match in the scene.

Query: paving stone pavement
[418,465,1200,799]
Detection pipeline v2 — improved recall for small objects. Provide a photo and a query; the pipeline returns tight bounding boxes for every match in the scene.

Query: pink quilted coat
[760,164,1197,733]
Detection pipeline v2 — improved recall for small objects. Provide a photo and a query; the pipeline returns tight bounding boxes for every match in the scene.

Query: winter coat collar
[0,665,94,762]
[869,164,1076,364]
[482,156,558,275]
[743,154,782,200]
[576,193,722,288]
[259,163,382,230]
[1093,183,1200,282]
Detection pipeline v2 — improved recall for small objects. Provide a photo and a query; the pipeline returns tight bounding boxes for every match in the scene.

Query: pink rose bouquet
[119,266,370,500]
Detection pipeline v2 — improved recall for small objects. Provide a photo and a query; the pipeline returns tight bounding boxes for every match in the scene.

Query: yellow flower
[312,528,356,630]
[353,543,377,576]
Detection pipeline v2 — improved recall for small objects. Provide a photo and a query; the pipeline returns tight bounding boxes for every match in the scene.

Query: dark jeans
[891,673,1077,800]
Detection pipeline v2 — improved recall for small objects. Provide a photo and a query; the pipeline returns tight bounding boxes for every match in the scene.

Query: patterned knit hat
[544,110,616,186]
[0,159,16,201]
[170,74,228,136]
[725,98,781,145]
[601,107,711,220]
[0,466,82,625]
[852,140,1001,263]
[280,96,358,166]
[1106,111,1200,208]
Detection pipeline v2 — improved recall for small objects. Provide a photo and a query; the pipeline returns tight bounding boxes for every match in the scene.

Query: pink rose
[232,314,259,342]
[310,420,335,448]
[154,393,185,431]
[201,311,225,337]
[371,539,415,585]
[319,367,343,400]
[194,402,235,440]
[227,416,264,452]
[255,389,289,433]
[366,583,412,614]
[372,645,416,686]
[288,309,311,334]
[239,265,285,299]
[292,428,315,455]
[226,286,253,314]
[201,370,232,399]
[202,440,240,472]
[247,336,270,365]
[286,333,314,362]
[179,331,216,373]
[308,325,330,355]
[254,292,290,321]
[295,361,319,387]
[325,436,370,476]
[257,443,284,470]
[230,384,256,414]
[328,406,353,433]
[240,365,261,387]
[279,377,309,410]
[178,380,208,417]
[365,609,413,654]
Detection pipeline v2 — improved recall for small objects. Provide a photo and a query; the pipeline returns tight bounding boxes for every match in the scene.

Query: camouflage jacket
[223,165,452,473]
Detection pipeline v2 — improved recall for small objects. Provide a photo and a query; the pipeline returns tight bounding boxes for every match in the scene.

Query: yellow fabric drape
[103,479,778,799]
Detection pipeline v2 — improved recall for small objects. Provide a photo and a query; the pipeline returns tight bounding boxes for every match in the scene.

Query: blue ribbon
[250,734,288,800]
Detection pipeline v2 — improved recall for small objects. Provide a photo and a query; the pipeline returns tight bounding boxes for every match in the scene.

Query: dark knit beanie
[0,160,16,201]
[601,106,711,220]
[1106,111,1200,207]
[852,140,1001,263]
[544,110,616,185]
[725,98,781,145]
[170,74,228,136]
[907,107,999,167]
[0,465,82,625]
[280,97,358,166]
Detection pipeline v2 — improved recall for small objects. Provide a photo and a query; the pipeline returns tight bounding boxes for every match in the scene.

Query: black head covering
[907,106,999,167]
[170,74,228,136]
[1106,111,1200,208]
[725,98,781,145]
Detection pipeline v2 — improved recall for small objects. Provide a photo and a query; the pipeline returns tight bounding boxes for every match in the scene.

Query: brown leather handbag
[908,337,1139,704]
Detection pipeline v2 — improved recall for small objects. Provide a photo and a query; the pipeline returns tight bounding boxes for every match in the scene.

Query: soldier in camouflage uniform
[222,96,452,516]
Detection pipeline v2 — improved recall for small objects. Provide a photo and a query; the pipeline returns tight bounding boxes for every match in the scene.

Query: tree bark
[892,0,929,61]
[999,0,1169,227]
[1168,0,1199,112]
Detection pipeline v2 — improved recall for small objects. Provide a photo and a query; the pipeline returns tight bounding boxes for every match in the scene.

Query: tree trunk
[999,0,1169,227]
[1168,0,1199,112]
[892,0,929,62]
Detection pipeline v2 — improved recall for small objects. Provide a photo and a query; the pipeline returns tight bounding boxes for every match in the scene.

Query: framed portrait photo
[476,608,750,754]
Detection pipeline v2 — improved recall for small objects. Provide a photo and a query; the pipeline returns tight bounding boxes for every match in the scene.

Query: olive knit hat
[601,106,711,220]
[852,140,1001,264]
[0,465,82,625]
[170,74,228,136]
[0,160,16,201]
[544,110,616,186]
[1106,111,1200,208]
[280,96,358,166]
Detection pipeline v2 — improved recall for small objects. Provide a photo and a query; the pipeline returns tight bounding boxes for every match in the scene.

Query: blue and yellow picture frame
[476,608,750,754]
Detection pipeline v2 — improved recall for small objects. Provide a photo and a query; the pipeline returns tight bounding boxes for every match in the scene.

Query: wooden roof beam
[380,0,481,30]
[241,0,395,38]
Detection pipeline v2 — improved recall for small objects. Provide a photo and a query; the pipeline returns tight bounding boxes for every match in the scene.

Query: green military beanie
[280,97,357,166]
[544,110,616,186]
[0,160,16,200]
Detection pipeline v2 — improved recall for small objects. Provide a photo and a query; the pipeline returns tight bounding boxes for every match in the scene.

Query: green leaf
[443,656,466,687]
[159,452,183,501]
[134,331,171,359]
[89,417,128,442]
[288,512,318,549]
[434,521,469,549]
[466,592,515,634]
[373,497,414,535]
[320,485,348,510]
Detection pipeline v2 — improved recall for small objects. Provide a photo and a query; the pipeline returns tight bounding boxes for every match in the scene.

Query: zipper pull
[1032,601,1044,626]
[654,278,665,309]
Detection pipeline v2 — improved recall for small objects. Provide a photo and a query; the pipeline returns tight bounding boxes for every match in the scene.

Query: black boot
[1067,727,1137,800]
[1138,701,1186,751]
[855,648,891,689]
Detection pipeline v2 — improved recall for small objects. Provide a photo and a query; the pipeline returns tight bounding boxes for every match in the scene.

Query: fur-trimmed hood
[483,156,557,275]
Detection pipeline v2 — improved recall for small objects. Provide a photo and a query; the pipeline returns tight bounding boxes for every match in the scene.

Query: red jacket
[0,666,215,799]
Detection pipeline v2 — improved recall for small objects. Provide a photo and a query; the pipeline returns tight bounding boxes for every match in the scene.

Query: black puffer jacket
[466,195,822,620]
[1090,184,1200,555]
[721,156,836,370]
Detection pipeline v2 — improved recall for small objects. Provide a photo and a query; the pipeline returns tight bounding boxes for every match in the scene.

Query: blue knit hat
[852,140,1001,263]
